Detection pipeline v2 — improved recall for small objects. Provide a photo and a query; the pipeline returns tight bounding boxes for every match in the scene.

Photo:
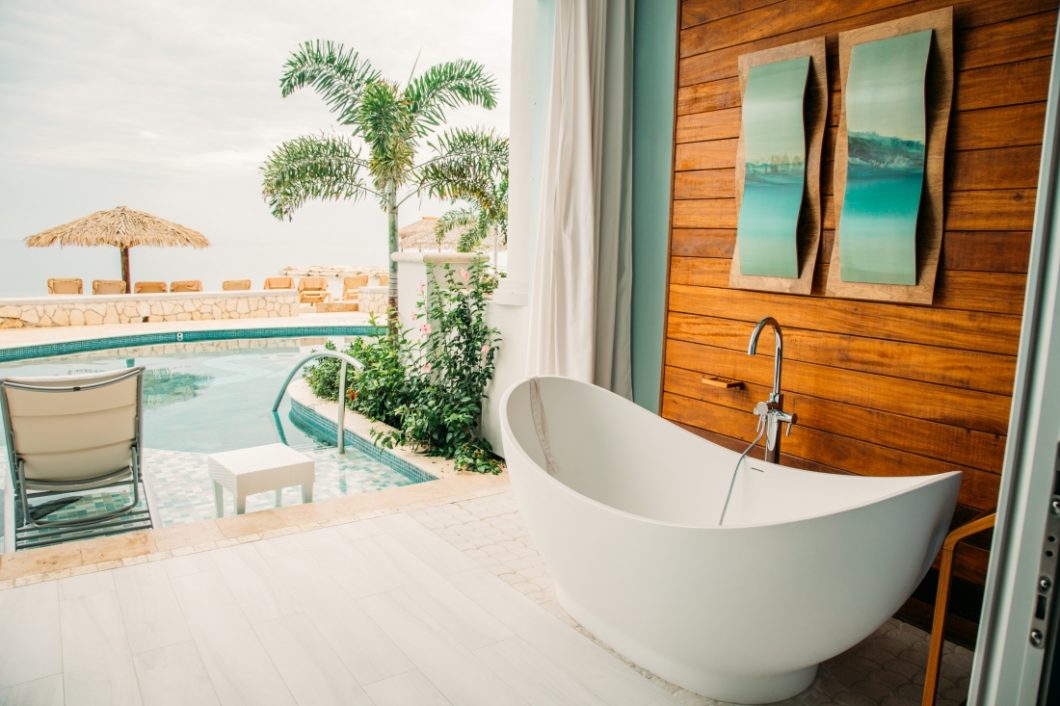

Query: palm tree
[261,41,498,315]
[420,128,509,254]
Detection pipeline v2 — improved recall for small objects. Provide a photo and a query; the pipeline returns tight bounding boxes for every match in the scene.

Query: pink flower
[420,323,432,335]
[480,344,490,356]
[417,282,426,294]
[460,269,470,283]
[421,363,433,373]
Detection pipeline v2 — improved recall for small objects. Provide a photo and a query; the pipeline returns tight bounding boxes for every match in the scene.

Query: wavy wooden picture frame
[827,7,954,304]
[730,37,827,295]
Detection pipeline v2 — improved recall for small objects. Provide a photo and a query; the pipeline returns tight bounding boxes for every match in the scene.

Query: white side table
[208,443,315,516]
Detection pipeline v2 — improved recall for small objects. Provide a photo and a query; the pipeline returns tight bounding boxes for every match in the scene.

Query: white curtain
[526,0,633,397]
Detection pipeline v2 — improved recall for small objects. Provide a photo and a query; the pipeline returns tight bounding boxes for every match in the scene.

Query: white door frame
[968,18,1060,705]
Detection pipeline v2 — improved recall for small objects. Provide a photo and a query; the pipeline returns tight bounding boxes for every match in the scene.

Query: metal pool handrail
[272,351,364,453]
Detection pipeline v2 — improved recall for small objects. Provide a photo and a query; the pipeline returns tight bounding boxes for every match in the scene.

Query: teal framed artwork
[730,37,827,295]
[840,29,931,285]
[737,56,807,278]
[827,8,953,304]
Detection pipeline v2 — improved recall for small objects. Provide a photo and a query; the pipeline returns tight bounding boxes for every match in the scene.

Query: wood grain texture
[665,338,1012,434]
[959,56,1053,110]
[681,0,783,29]
[663,364,1008,473]
[668,0,1056,596]
[957,10,1058,71]
[675,140,739,170]
[946,145,1044,191]
[674,101,1047,151]
[826,7,953,304]
[951,103,1047,151]
[946,189,1039,230]
[665,311,1017,394]
[667,283,1023,353]
[678,0,1058,85]
[730,38,827,294]
[661,392,1001,511]
[674,170,735,199]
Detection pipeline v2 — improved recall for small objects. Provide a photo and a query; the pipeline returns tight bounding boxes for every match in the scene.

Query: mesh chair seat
[1,367,153,551]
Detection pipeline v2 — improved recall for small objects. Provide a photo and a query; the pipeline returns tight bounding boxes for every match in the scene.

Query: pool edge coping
[0,324,387,363]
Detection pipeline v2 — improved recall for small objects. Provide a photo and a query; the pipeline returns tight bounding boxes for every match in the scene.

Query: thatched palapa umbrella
[24,206,210,292]
[399,216,505,253]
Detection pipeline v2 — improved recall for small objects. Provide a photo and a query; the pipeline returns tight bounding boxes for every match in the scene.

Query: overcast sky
[0,0,512,278]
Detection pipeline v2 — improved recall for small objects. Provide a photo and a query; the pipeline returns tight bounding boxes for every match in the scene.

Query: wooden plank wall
[664,0,1057,584]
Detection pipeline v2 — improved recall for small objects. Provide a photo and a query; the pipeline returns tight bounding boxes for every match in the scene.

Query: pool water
[0,338,334,452]
[0,337,433,536]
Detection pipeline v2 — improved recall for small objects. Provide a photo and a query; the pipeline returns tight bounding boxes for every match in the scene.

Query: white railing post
[336,359,348,453]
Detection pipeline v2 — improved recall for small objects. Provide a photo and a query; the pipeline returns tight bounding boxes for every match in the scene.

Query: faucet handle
[753,401,769,433]
[782,411,797,436]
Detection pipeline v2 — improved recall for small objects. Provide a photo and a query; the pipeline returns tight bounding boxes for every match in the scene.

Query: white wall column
[482,0,555,454]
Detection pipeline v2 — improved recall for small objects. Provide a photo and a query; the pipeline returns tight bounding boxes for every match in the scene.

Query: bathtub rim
[501,375,962,532]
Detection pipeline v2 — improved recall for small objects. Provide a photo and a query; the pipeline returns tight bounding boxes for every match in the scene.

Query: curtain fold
[526,0,634,398]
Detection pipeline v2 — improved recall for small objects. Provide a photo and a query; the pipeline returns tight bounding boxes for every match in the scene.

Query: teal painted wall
[631,0,677,412]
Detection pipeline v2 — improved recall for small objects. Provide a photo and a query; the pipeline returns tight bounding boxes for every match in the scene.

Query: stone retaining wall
[0,291,298,329]
[357,286,389,316]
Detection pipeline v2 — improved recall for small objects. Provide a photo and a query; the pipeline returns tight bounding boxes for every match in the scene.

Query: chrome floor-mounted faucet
[747,317,796,463]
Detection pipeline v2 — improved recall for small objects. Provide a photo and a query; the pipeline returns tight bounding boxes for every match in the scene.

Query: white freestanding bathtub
[499,376,960,704]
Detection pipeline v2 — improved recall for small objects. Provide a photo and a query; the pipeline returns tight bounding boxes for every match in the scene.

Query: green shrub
[303,340,344,400]
[302,260,501,473]
[346,327,412,429]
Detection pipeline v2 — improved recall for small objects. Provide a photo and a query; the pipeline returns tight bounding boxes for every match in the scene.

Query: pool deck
[0,311,374,352]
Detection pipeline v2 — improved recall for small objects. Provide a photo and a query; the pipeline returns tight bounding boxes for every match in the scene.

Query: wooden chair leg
[922,513,996,706]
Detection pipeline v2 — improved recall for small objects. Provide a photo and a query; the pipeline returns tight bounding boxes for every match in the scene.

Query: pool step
[286,441,333,454]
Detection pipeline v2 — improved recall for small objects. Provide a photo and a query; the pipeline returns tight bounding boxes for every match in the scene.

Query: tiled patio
[0,488,973,706]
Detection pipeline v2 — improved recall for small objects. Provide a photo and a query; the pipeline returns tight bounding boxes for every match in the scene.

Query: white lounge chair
[1,367,151,552]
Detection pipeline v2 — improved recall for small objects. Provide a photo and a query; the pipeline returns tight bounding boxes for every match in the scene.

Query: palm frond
[434,207,479,240]
[435,206,490,253]
[405,60,498,135]
[357,81,417,191]
[261,134,372,219]
[280,40,381,127]
[420,128,508,206]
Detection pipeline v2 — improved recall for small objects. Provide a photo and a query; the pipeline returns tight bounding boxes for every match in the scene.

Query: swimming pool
[1,337,337,452]
[0,335,435,535]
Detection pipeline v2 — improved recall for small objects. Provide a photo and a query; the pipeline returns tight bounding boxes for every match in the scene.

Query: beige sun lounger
[342,275,369,304]
[134,281,168,294]
[92,279,126,295]
[170,280,202,293]
[298,276,330,304]
[222,279,251,291]
[264,276,294,290]
[1,367,148,550]
[47,278,83,295]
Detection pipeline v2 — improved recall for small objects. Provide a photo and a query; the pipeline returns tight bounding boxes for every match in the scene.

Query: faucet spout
[747,316,783,403]
[747,317,794,464]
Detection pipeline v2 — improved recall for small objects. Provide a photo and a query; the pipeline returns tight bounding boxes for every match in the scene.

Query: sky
[845,29,932,142]
[0,0,512,293]
[741,56,809,165]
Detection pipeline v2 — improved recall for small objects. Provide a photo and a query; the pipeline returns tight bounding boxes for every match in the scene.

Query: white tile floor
[0,490,974,706]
